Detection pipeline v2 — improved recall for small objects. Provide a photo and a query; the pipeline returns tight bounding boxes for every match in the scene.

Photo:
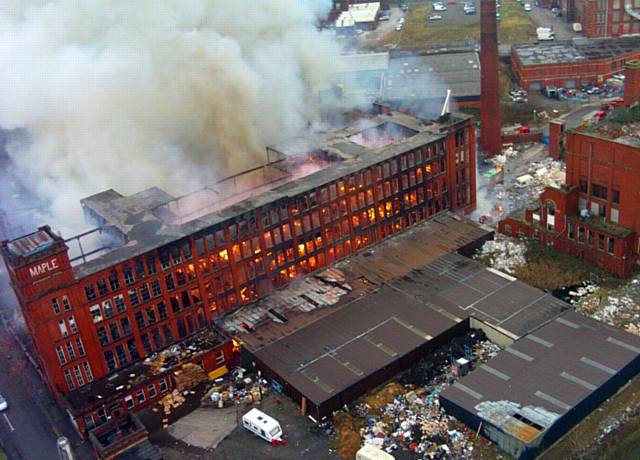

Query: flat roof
[513,36,640,66]
[227,214,569,409]
[65,111,471,279]
[569,105,640,147]
[384,53,481,100]
[440,310,640,444]
[336,2,380,27]
[332,52,481,105]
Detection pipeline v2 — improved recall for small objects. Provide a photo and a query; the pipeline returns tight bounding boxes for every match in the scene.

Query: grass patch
[512,241,598,291]
[400,4,478,50]
[397,0,536,50]
[539,374,640,460]
[497,0,537,43]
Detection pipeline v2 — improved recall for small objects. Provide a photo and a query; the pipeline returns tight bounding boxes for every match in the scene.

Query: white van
[242,408,284,443]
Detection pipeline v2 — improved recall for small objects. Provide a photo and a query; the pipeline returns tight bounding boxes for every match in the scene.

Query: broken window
[84,284,96,302]
[108,271,120,290]
[96,279,108,297]
[97,327,109,346]
[123,267,134,285]
[114,294,126,313]
[104,350,117,372]
[128,289,140,307]
[51,299,61,315]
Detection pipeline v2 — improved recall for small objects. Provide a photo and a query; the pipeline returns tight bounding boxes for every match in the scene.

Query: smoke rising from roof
[0,0,340,233]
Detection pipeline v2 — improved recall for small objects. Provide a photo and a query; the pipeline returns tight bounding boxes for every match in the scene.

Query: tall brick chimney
[624,59,640,107]
[480,0,501,156]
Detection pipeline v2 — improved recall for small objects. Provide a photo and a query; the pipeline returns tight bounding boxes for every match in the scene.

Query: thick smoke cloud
[0,0,340,233]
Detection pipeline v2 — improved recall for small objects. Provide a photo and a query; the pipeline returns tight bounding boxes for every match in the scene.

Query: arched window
[546,200,556,216]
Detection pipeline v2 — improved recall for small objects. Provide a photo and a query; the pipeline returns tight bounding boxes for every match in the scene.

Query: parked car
[428,13,443,20]
[400,3,409,11]
[433,3,448,11]
[496,11,501,19]
[395,23,404,30]
[464,3,477,14]
[524,3,532,11]
[379,11,391,20]
[0,395,8,412]
[551,7,562,16]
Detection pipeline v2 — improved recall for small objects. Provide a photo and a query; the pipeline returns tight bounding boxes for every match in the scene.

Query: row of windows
[578,181,620,204]
[101,312,205,372]
[567,222,616,253]
[56,338,86,365]
[63,361,94,391]
[83,255,163,302]
[71,134,467,333]
[83,378,169,431]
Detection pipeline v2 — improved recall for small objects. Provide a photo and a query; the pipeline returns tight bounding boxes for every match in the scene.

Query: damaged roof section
[440,310,640,458]
[71,110,471,279]
[227,214,570,417]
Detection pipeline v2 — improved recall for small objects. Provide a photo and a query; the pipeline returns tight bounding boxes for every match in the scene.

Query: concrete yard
[159,394,338,460]
[167,406,238,450]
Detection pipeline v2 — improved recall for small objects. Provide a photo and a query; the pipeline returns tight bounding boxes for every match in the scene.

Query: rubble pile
[174,363,207,391]
[144,328,226,376]
[201,369,269,409]
[221,268,352,334]
[474,234,526,274]
[574,275,640,333]
[333,330,501,459]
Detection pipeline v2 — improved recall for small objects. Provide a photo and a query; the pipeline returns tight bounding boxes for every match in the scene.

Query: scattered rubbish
[331,330,501,459]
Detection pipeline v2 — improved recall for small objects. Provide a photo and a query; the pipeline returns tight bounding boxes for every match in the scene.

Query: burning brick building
[1,108,476,436]
[499,106,640,277]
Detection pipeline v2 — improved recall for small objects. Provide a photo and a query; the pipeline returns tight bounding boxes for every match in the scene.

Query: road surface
[0,319,88,460]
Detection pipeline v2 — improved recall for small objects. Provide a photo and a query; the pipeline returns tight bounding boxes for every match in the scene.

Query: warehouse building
[223,213,570,419]
[329,51,481,114]
[512,36,640,90]
[440,311,640,459]
[1,108,476,435]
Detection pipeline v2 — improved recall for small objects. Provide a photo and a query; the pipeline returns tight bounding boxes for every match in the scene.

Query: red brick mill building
[500,112,640,277]
[511,36,640,91]
[1,109,476,437]
[560,0,640,38]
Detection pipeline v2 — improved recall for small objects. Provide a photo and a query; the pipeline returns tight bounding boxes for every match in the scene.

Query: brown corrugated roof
[231,213,569,408]
[441,310,640,444]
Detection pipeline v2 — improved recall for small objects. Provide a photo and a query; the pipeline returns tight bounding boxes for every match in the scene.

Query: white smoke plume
[0,0,341,233]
